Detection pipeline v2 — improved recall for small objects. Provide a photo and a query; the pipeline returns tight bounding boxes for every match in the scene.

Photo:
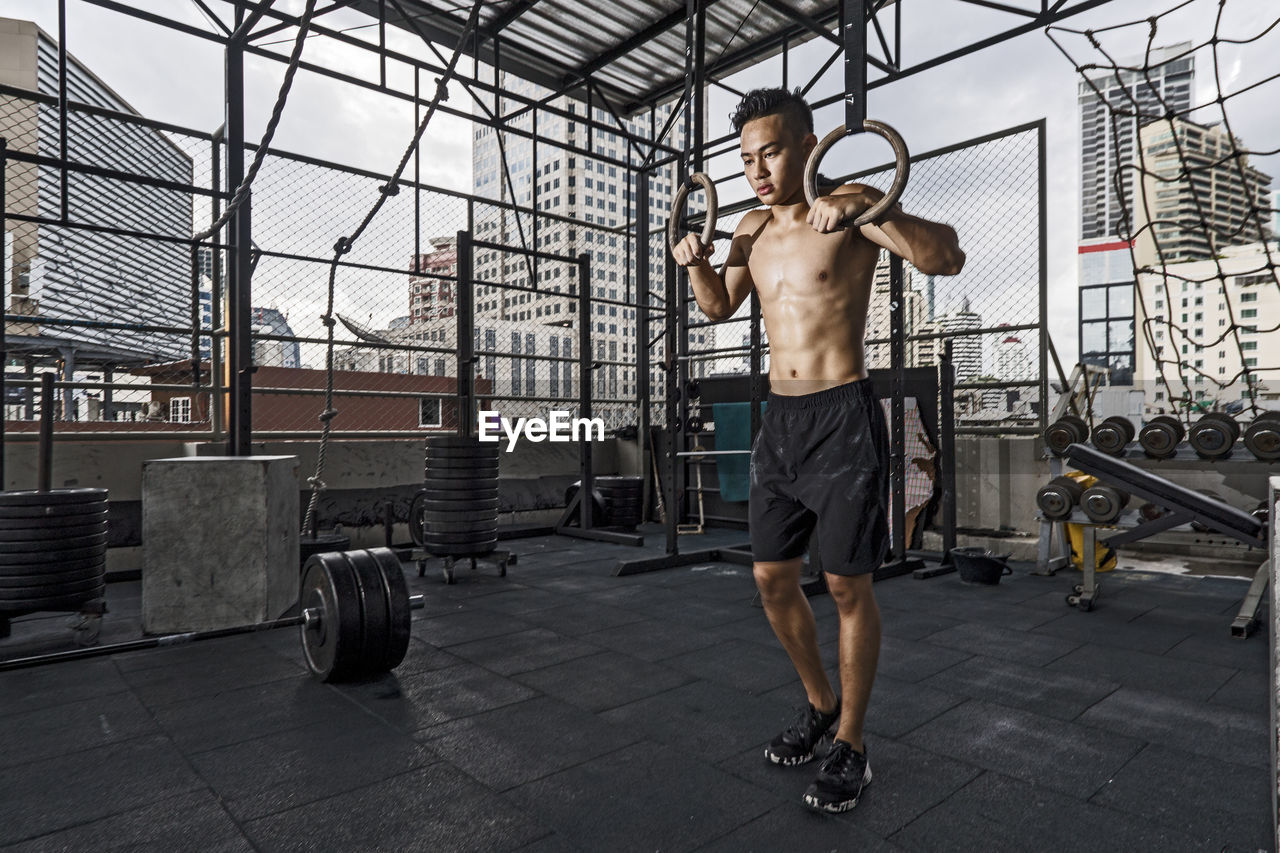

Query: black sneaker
[764,700,841,766]
[803,739,871,813]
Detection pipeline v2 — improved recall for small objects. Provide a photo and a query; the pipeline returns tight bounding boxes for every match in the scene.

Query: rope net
[1048,0,1279,420]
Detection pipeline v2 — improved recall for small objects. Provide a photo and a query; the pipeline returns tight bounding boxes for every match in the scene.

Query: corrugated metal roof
[357,0,842,114]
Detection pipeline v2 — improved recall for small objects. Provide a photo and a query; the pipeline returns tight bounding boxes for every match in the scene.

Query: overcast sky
[2,0,1277,369]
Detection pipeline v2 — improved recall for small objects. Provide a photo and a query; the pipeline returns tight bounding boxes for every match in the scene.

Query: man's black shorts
[749,377,890,575]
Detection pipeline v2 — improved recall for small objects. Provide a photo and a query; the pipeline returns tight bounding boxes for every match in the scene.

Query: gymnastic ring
[667,172,719,257]
[803,119,910,228]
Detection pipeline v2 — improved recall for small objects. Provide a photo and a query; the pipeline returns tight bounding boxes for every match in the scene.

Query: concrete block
[142,456,299,633]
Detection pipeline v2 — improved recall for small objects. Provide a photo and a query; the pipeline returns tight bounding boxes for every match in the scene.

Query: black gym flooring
[0,526,1272,852]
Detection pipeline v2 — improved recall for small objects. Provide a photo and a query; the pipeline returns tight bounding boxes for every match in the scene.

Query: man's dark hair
[729,87,814,136]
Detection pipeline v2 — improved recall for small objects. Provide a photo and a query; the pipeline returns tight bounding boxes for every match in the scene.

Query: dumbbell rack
[1038,443,1270,631]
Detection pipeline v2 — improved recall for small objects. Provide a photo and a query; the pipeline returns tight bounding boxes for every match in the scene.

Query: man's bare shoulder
[733,207,771,236]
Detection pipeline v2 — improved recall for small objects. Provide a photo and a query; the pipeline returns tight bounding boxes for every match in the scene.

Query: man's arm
[671,210,764,321]
[809,183,966,276]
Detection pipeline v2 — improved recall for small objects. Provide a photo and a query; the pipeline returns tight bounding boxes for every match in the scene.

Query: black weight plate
[0,510,108,531]
[420,483,499,498]
[424,450,499,466]
[423,460,501,476]
[0,574,107,601]
[593,476,641,487]
[342,550,390,678]
[0,583,105,612]
[0,502,108,522]
[368,547,411,671]
[425,436,486,449]
[423,465,500,480]
[421,510,499,525]
[0,521,109,542]
[423,518,498,534]
[409,491,427,547]
[0,555,104,580]
[0,543,106,566]
[0,533,108,554]
[423,472,498,486]
[1188,420,1234,458]
[0,564,105,587]
[419,497,499,512]
[300,552,364,682]
[1244,418,1280,461]
[0,488,108,508]
[1198,411,1241,441]
[425,438,499,451]
[422,529,498,545]
[422,539,498,557]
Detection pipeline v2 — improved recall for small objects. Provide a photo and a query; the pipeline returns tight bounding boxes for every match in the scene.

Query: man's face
[739,113,815,206]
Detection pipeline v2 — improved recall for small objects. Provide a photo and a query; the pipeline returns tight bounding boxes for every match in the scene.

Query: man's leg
[753,558,837,714]
[822,572,880,752]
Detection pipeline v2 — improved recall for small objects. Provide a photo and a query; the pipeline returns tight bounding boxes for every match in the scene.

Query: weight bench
[1063,443,1268,635]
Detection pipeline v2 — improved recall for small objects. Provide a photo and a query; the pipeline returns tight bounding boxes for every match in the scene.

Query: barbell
[0,547,423,683]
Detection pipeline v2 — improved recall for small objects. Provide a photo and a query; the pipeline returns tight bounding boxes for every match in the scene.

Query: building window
[170,397,192,423]
[419,398,442,427]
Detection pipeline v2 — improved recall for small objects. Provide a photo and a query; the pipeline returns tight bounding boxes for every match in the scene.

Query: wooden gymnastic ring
[666,172,719,257]
[803,119,910,228]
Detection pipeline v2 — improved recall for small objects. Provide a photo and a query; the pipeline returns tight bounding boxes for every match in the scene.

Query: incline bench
[1063,443,1268,635]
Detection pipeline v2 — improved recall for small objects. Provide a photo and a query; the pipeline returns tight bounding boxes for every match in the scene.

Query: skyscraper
[470,73,706,427]
[1078,42,1194,385]
[1133,117,1272,268]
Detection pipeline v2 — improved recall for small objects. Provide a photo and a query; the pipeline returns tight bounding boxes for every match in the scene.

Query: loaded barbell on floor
[0,547,423,683]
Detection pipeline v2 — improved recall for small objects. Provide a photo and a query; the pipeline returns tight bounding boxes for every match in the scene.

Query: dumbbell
[1080,483,1131,523]
[1044,414,1089,456]
[1138,415,1185,459]
[1187,412,1239,460]
[1036,474,1088,520]
[1090,416,1135,456]
[1243,411,1280,461]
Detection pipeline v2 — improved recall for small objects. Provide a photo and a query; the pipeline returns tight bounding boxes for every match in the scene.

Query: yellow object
[1060,471,1117,572]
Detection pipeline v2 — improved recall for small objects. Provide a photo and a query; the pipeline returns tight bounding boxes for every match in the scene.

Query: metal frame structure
[1,0,1108,541]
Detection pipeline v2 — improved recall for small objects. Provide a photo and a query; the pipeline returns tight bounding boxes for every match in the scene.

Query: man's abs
[747,227,879,393]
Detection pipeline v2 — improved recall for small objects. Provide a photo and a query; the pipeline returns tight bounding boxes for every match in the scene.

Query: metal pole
[226,4,253,455]
[636,170,651,521]
[889,253,906,558]
[210,125,225,442]
[456,229,474,436]
[0,137,6,488]
[578,252,594,529]
[57,0,70,222]
[940,339,957,561]
[1037,119,1049,432]
[843,0,868,130]
[37,373,54,491]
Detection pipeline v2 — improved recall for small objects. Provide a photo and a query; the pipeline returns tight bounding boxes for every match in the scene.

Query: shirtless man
[672,88,965,813]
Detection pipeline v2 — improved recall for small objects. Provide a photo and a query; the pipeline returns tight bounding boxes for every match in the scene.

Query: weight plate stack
[421,437,499,558]
[1138,415,1185,459]
[595,476,645,528]
[564,482,608,526]
[1044,414,1089,456]
[1090,416,1135,456]
[1188,412,1239,460]
[1243,411,1280,462]
[0,488,109,616]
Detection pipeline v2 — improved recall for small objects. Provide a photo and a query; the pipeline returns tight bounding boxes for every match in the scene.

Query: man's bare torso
[740,208,880,395]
